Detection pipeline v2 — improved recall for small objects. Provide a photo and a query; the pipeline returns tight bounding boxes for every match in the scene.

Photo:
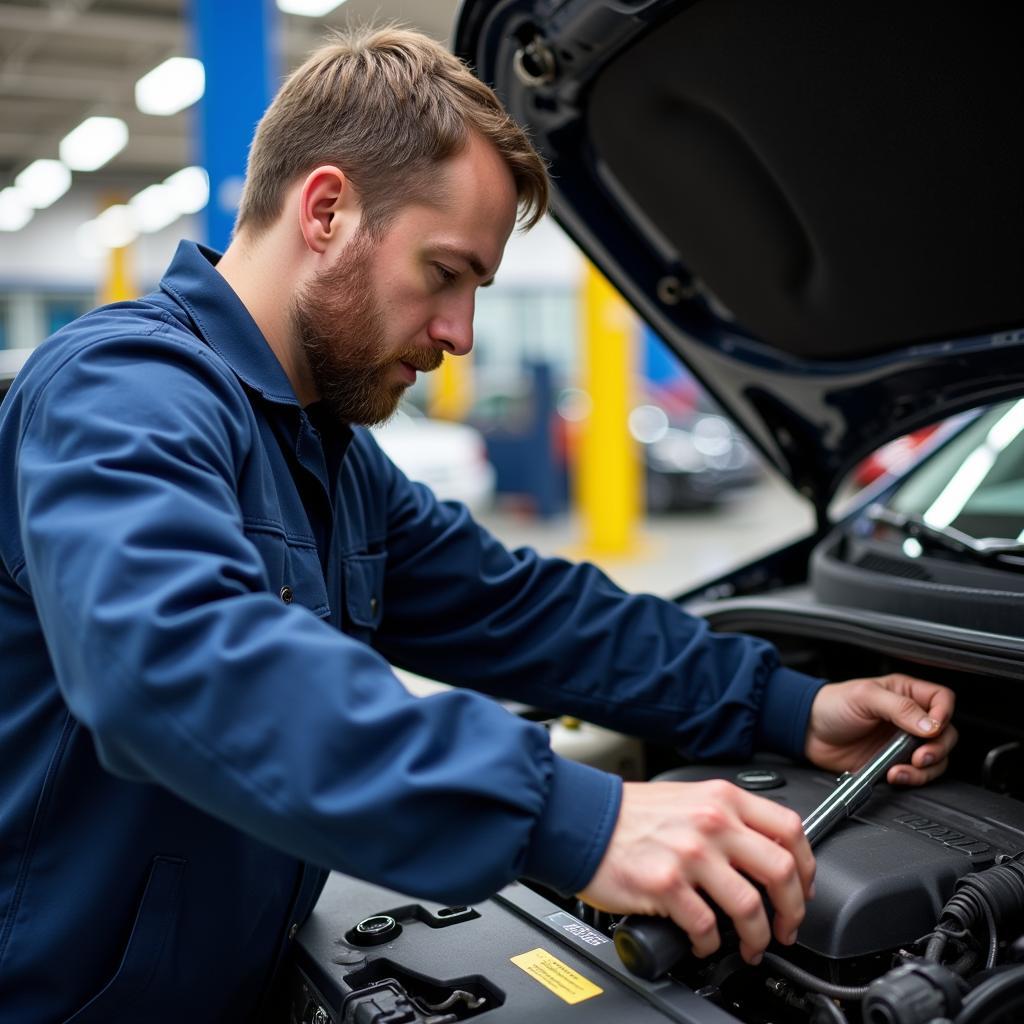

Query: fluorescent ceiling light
[277,0,347,16]
[129,183,180,233]
[0,187,34,231]
[60,116,129,172]
[14,159,72,209]
[136,57,205,116]
[163,166,209,215]
[93,204,138,249]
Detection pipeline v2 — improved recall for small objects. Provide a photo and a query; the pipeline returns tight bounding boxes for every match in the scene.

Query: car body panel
[453,0,1024,512]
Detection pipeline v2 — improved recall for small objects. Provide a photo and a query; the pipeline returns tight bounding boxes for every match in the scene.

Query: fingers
[812,673,958,783]
[665,885,721,960]
[688,860,769,964]
[737,791,816,899]
[688,790,811,963]
[888,722,959,785]
[578,780,813,967]
[670,815,810,963]
[901,677,957,771]
[856,678,939,739]
[901,675,956,730]
[862,674,958,784]
[730,794,811,953]
[719,828,806,950]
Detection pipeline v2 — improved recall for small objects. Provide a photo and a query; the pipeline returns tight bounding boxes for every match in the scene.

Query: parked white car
[370,406,496,513]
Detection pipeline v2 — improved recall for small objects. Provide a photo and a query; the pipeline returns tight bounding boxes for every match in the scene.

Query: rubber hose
[942,859,1024,956]
[983,899,999,970]
[926,932,949,962]
[950,950,978,977]
[761,953,869,1001]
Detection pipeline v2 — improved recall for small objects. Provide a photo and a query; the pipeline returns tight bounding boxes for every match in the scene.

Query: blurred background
[0,0,827,601]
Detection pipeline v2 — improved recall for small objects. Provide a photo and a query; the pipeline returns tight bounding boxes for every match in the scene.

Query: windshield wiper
[865,505,1024,565]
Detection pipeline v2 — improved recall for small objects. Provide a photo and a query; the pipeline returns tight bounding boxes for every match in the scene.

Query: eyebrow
[431,244,497,287]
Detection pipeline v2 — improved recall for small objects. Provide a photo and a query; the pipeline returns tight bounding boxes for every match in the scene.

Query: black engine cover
[656,763,1024,958]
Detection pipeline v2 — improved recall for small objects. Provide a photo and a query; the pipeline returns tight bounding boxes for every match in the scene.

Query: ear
[297,165,362,254]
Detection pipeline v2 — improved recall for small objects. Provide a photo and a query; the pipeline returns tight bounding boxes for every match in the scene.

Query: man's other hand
[578,780,815,965]
[805,673,957,786]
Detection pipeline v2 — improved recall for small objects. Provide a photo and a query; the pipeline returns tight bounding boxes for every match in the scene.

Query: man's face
[292,133,519,426]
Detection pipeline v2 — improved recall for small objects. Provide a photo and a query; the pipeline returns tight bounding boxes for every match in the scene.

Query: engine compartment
[535,769,1024,1024]
[666,620,1021,1022]
[653,763,1024,962]
[532,619,1024,1024]
[592,765,1024,1024]
[290,615,1024,1024]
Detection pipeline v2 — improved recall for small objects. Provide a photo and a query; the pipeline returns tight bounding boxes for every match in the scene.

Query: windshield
[886,399,1024,542]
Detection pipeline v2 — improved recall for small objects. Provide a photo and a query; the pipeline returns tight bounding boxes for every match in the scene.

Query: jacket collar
[159,240,300,406]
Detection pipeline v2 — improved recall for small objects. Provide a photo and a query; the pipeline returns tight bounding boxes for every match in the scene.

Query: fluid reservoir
[548,717,645,779]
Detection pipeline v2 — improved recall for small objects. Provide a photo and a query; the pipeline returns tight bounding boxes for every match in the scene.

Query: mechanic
[0,26,957,1023]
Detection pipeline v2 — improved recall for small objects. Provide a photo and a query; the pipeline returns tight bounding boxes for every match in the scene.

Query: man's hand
[805,673,957,785]
[579,780,815,965]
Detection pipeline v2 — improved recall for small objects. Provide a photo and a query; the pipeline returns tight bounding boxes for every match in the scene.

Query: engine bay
[290,625,1024,1024]
[586,762,1024,1023]
[660,762,1024,961]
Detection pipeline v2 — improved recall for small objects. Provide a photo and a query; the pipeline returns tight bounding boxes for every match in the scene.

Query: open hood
[454,0,1024,513]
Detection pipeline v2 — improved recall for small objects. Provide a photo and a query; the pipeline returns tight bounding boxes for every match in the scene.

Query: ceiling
[0,0,461,196]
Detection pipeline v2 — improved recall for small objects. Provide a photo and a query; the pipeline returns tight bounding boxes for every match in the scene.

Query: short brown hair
[235,25,549,238]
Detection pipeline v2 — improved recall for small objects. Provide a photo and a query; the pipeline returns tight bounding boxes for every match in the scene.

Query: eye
[434,263,458,286]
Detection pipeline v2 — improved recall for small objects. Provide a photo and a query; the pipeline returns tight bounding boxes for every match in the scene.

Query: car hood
[453,0,1024,513]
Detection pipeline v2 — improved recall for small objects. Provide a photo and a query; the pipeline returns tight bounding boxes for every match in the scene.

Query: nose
[429,294,475,357]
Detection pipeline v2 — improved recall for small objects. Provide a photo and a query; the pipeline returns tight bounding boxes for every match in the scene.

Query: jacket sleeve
[368,434,827,764]
[13,333,618,903]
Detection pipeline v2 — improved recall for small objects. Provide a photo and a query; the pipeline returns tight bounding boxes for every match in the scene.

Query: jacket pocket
[61,856,186,1024]
[244,523,330,618]
[342,552,386,639]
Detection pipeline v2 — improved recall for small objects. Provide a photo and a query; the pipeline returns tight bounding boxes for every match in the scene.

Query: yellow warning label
[510,947,604,1005]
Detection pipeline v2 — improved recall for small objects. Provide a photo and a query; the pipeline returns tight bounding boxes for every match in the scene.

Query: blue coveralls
[0,241,824,1022]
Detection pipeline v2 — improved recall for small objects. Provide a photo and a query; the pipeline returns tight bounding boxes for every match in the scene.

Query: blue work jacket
[0,241,825,1022]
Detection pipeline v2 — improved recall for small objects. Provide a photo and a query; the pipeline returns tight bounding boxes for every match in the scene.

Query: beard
[291,230,443,426]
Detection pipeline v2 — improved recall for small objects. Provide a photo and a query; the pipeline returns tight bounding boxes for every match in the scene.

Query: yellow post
[100,243,135,305]
[429,350,473,421]
[97,193,135,306]
[577,261,641,555]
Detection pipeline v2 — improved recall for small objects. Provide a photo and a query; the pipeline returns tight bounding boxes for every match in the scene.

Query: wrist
[755,666,829,759]
[522,755,622,895]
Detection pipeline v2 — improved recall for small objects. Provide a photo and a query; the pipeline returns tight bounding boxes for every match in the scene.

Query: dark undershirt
[304,401,353,493]
[301,401,354,568]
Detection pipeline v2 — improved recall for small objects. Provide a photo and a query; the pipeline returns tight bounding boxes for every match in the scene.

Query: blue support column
[190,0,281,251]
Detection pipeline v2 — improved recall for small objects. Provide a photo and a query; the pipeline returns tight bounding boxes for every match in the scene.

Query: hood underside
[454,0,1024,510]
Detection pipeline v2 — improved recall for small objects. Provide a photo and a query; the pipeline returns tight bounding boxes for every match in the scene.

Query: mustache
[397,347,445,374]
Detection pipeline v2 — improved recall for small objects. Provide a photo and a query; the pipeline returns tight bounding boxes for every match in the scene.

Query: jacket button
[369,596,378,614]
[280,586,294,604]
[288,922,299,940]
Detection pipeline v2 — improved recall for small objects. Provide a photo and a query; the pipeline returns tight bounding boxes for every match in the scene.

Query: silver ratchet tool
[801,730,923,847]
[614,731,925,981]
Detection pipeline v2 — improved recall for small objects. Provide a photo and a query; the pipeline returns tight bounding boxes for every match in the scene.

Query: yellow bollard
[576,261,641,556]
[100,243,135,305]
[96,196,135,306]
[429,349,473,422]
